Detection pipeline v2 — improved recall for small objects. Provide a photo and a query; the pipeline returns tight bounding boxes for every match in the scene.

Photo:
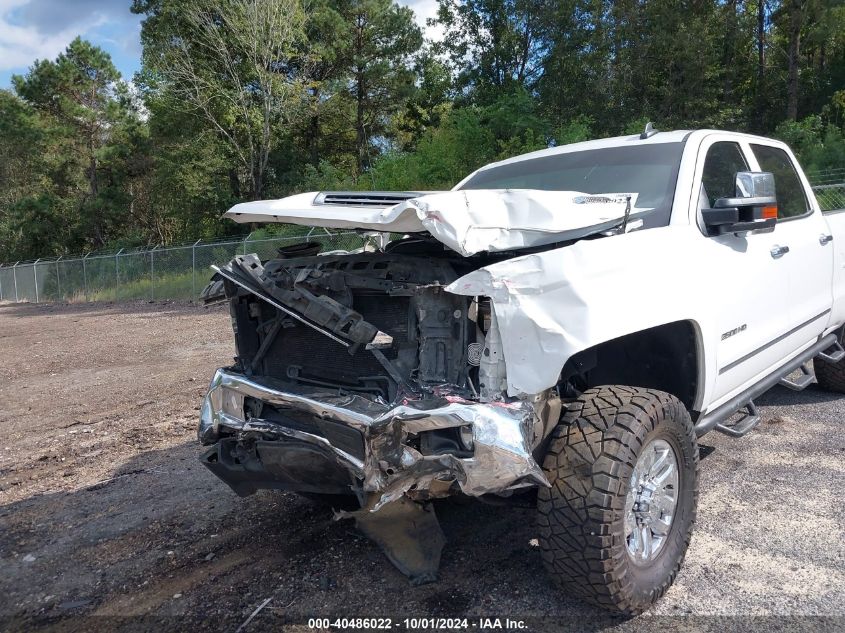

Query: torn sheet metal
[337,496,445,585]
[224,190,639,256]
[445,225,701,396]
[396,190,639,256]
[199,369,548,508]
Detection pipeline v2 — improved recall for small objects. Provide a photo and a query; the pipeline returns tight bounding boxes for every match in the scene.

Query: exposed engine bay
[228,248,474,401]
[197,237,562,582]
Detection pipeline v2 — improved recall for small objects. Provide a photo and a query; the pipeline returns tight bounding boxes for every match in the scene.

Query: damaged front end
[198,240,560,581]
[199,368,549,505]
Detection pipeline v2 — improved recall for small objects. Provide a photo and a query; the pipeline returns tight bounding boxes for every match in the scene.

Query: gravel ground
[0,300,843,632]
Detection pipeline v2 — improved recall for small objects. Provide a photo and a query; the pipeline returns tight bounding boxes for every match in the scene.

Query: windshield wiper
[619,195,632,233]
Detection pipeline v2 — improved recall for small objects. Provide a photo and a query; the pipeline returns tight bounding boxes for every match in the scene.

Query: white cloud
[0,25,85,70]
[402,0,444,41]
[0,0,126,73]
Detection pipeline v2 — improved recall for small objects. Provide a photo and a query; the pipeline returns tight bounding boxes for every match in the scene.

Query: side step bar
[694,333,838,437]
[715,401,761,438]
[818,340,845,364]
[778,364,814,391]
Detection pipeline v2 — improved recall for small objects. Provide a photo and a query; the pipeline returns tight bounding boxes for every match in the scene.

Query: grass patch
[89,270,201,302]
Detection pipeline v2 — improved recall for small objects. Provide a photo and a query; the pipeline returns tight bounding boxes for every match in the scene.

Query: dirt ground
[0,301,843,632]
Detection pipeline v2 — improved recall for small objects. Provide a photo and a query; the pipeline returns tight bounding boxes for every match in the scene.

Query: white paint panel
[446,225,715,397]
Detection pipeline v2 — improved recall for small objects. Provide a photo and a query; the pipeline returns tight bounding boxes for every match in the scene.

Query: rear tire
[537,386,698,614]
[813,330,845,393]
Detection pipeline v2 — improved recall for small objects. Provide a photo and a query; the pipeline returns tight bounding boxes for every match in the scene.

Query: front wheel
[537,386,699,614]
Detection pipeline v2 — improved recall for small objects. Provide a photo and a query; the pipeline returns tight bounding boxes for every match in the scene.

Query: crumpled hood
[224,189,638,257]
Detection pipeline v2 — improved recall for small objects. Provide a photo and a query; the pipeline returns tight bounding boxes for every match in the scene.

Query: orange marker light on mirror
[762,205,778,219]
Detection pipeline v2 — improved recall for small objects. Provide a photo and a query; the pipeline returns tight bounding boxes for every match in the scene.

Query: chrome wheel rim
[624,438,679,563]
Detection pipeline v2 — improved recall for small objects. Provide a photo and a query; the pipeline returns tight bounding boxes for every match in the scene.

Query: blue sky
[0,0,440,87]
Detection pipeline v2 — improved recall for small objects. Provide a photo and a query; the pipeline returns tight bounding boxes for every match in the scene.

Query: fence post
[13,262,19,303]
[114,248,123,290]
[150,246,157,301]
[243,231,253,256]
[33,259,40,303]
[56,256,62,301]
[192,239,201,300]
[0,266,3,301]
[82,253,90,302]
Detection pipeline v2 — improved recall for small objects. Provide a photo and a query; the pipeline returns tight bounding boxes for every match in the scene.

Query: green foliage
[134,0,308,201]
[433,0,547,103]
[0,90,47,255]
[2,38,147,260]
[89,269,194,302]
[390,52,453,150]
[300,160,358,192]
[554,116,593,146]
[774,115,845,174]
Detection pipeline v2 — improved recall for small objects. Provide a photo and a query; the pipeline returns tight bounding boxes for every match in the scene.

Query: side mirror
[702,171,778,236]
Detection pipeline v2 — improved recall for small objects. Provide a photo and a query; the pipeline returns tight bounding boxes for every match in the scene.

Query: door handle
[820,234,833,245]
[770,245,790,258]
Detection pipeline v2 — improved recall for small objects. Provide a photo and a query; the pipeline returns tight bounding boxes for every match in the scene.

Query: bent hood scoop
[224,189,638,257]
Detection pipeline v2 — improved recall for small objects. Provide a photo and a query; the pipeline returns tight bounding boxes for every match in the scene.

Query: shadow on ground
[0,440,619,632]
[755,382,843,406]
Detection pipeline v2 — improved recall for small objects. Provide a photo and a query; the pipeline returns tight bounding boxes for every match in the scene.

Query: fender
[446,224,716,409]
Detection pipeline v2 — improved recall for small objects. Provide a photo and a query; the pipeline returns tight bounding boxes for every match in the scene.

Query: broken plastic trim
[212,264,350,347]
[211,263,394,351]
[199,369,549,508]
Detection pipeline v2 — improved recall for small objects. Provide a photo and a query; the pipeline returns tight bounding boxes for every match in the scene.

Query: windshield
[458,142,685,228]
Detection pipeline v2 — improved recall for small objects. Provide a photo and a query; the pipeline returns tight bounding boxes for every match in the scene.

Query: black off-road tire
[537,386,699,615]
[813,330,845,393]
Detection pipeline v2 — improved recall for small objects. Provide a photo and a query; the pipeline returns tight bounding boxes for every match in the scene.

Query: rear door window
[749,144,810,219]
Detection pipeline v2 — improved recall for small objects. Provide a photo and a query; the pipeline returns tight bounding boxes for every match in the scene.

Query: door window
[749,144,810,219]
[700,142,749,207]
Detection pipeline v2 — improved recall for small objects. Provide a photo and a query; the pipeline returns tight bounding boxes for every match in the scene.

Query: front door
[692,136,821,407]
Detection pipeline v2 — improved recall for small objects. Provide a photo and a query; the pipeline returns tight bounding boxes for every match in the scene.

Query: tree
[0,90,46,259]
[338,0,422,173]
[298,0,352,168]
[13,38,130,249]
[785,0,807,120]
[434,0,550,104]
[0,90,43,212]
[756,0,768,124]
[134,0,308,200]
[6,38,148,256]
[390,50,453,151]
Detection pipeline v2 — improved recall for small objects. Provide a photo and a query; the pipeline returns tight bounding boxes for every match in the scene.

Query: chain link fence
[815,184,845,212]
[808,168,845,212]
[0,230,366,304]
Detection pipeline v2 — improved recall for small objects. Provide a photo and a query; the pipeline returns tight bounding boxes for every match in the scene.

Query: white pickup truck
[198,127,845,614]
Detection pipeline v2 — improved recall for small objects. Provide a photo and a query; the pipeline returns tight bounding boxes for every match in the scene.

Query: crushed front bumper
[198,369,548,508]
